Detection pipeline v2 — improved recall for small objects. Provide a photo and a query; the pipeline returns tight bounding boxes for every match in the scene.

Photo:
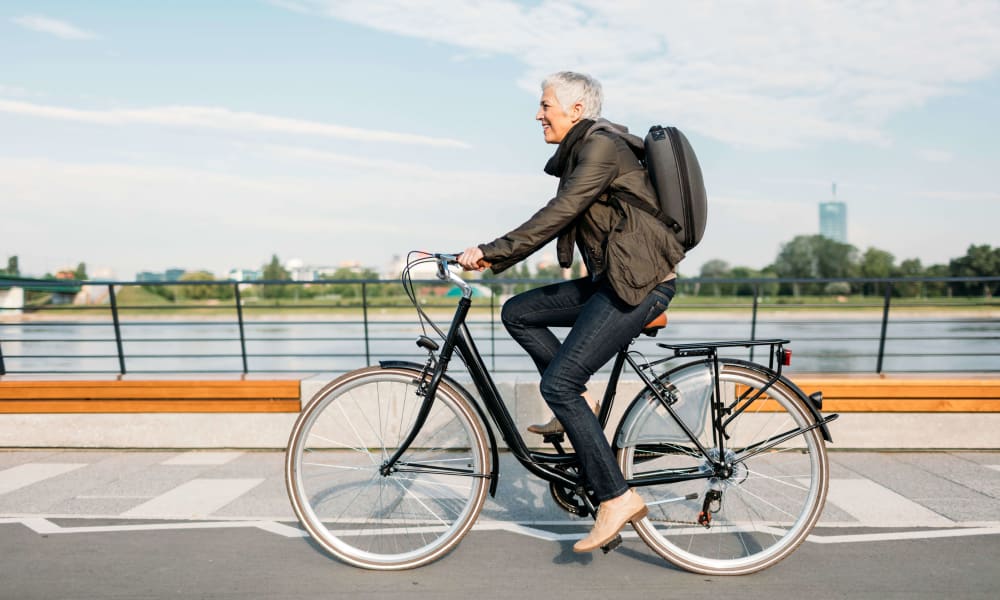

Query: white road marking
[0,463,87,496]
[253,521,308,538]
[161,452,244,466]
[76,495,154,500]
[2,517,999,546]
[986,465,1000,473]
[823,479,953,527]
[13,517,290,536]
[121,479,264,518]
[807,527,1000,544]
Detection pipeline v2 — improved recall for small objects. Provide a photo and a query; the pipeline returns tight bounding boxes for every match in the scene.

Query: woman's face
[536,86,581,144]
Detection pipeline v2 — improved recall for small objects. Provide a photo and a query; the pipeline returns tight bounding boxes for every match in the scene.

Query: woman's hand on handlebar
[457,247,491,272]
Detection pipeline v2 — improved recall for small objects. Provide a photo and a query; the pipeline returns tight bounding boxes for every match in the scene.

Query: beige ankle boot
[573,489,648,553]
[527,393,600,435]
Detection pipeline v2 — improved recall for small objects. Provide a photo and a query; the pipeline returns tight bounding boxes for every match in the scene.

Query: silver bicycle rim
[619,362,828,575]
[285,367,490,570]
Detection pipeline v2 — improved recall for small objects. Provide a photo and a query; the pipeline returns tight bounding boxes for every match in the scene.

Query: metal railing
[0,275,997,376]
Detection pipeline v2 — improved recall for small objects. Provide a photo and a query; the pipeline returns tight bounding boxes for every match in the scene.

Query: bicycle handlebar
[429,253,474,298]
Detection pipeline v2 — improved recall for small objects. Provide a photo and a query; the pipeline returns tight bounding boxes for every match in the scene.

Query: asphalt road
[2,450,999,600]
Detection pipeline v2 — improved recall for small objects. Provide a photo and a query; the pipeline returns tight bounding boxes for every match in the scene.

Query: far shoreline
[4,305,997,323]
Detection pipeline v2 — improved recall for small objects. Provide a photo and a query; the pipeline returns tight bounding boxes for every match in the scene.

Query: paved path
[1,450,999,599]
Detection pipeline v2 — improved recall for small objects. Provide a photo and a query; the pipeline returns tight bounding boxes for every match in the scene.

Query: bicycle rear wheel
[616,360,829,575]
[285,366,490,570]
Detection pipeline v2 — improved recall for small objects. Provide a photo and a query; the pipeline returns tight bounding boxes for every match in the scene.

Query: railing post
[876,281,894,374]
[749,283,760,362]
[0,337,6,375]
[490,290,497,371]
[234,282,248,374]
[108,284,126,375]
[361,282,371,366]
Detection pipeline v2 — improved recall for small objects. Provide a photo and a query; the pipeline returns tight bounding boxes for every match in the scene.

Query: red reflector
[781,349,792,366]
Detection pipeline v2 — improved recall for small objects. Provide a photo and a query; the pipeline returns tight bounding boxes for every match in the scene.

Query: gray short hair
[541,71,603,119]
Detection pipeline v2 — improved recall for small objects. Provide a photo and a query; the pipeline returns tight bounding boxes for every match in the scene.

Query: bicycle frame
[383,257,835,500]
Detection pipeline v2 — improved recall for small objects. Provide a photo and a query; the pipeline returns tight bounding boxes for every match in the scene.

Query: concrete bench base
[0,373,997,450]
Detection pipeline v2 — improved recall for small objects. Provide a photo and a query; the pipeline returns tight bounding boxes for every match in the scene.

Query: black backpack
[615,125,708,251]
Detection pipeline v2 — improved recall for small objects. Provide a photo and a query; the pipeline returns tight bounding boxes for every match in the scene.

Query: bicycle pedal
[542,432,566,444]
[600,534,622,554]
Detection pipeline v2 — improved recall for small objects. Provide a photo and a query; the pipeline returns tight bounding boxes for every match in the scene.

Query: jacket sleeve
[480,134,619,274]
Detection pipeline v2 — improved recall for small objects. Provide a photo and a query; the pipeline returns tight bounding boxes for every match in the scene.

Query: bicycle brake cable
[402,251,446,341]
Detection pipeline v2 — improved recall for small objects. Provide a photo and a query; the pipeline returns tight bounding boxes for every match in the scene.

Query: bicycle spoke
[286,368,489,569]
[620,361,828,575]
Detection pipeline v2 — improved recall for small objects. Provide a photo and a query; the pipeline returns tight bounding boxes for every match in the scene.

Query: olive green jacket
[480,120,685,306]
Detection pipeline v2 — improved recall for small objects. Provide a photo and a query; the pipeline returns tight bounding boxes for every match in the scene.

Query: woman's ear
[570,102,585,122]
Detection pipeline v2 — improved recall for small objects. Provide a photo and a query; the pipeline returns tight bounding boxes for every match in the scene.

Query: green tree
[1,255,18,276]
[535,263,565,280]
[813,236,858,281]
[319,267,381,300]
[859,247,895,296]
[772,236,817,296]
[896,258,924,297]
[729,266,774,297]
[260,254,290,299]
[175,271,233,301]
[949,244,1000,297]
[923,264,952,297]
[74,262,88,280]
[699,259,730,296]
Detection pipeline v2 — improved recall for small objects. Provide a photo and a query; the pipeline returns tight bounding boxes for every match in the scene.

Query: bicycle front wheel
[285,366,491,570]
[617,360,829,575]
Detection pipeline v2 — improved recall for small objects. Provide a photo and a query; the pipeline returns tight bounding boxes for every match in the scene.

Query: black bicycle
[285,253,838,573]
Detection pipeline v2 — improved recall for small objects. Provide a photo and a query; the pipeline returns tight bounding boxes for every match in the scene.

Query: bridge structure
[0,277,83,315]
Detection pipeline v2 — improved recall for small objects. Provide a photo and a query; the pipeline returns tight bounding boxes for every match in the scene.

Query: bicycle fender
[379,360,501,496]
[612,359,834,448]
[774,372,835,443]
[719,359,835,443]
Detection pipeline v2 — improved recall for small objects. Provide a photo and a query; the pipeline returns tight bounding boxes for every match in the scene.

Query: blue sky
[2,0,999,279]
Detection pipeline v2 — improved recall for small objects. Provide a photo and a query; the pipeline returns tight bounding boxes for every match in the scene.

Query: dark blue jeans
[501,277,676,502]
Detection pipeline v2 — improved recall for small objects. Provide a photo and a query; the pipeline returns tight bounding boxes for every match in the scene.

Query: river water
[2,313,997,376]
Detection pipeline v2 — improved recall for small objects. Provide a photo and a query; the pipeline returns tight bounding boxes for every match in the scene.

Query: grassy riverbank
[7,285,997,322]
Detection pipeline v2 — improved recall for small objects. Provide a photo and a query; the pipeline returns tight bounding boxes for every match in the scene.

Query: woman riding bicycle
[458,71,686,553]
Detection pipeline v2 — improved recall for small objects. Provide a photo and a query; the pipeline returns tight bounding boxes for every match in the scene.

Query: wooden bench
[792,375,1000,412]
[0,378,301,413]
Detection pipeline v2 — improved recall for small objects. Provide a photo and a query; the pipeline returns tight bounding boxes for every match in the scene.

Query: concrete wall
[0,374,996,450]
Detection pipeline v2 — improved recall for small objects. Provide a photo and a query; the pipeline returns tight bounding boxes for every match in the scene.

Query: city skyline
[2,2,999,280]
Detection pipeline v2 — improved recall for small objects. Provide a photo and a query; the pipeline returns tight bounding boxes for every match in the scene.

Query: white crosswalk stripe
[823,479,953,527]
[161,452,244,466]
[121,479,264,519]
[0,463,87,496]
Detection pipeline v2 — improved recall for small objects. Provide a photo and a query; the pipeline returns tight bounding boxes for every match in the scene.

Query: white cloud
[0,156,550,276]
[0,98,471,148]
[917,149,954,163]
[11,14,100,40]
[279,0,1000,149]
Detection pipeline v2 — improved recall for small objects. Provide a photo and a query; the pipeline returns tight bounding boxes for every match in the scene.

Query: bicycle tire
[285,366,491,570]
[616,359,829,575]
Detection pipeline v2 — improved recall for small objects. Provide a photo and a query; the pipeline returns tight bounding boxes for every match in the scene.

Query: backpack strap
[612,190,683,234]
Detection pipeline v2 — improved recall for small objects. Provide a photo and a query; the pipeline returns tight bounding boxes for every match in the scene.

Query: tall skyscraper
[819,182,847,243]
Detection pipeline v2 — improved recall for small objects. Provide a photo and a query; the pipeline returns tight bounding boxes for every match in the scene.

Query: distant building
[819,202,847,243]
[819,182,847,243]
[137,268,186,282]
[228,268,261,282]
